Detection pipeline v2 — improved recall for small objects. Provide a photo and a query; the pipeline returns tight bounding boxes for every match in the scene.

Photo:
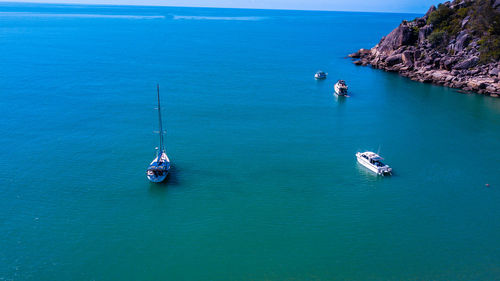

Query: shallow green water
[1,3,500,280]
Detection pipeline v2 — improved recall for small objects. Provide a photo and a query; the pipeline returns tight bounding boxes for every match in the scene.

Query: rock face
[453,56,479,70]
[348,0,500,97]
[376,22,417,55]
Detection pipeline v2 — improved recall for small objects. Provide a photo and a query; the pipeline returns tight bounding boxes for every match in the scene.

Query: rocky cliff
[350,0,500,97]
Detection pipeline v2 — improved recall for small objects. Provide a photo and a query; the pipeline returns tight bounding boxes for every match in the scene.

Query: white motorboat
[314,71,327,80]
[356,151,392,176]
[147,84,171,183]
[334,80,348,96]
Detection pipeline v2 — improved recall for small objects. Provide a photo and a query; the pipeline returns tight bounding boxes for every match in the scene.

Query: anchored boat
[147,84,171,183]
[356,151,392,176]
[334,80,348,96]
[314,71,327,80]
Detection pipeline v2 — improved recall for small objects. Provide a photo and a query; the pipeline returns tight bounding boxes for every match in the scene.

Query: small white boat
[315,71,327,80]
[147,84,171,183]
[356,151,392,176]
[334,80,348,96]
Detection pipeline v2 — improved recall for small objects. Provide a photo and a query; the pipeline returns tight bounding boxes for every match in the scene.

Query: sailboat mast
[157,84,164,152]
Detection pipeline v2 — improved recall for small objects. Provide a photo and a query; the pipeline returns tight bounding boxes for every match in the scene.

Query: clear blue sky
[5,0,440,13]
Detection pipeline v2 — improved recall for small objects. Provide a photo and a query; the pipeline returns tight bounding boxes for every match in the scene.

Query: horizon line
[0,1,426,15]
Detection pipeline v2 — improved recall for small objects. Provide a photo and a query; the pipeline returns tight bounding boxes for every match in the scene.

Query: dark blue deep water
[1,3,500,280]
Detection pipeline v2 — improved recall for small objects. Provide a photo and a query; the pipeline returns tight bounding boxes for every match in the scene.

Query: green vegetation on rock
[471,0,500,63]
[426,0,500,63]
[428,4,465,36]
[429,30,447,48]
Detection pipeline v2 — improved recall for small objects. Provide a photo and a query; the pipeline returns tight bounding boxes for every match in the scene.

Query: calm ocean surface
[1,3,500,280]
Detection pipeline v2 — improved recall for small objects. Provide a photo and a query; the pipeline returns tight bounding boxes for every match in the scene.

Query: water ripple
[0,12,165,19]
[171,15,266,21]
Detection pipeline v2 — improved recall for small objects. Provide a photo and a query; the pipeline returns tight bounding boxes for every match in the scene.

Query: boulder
[495,0,500,11]
[434,58,442,68]
[486,85,497,93]
[388,63,403,72]
[376,23,417,55]
[424,56,434,65]
[489,68,499,77]
[349,52,360,58]
[386,54,403,66]
[402,51,414,66]
[468,40,479,49]
[451,31,470,52]
[467,79,486,91]
[432,71,445,81]
[418,25,433,43]
[442,57,456,70]
[414,50,422,60]
[461,16,470,28]
[452,81,464,88]
[453,56,479,70]
[349,48,371,58]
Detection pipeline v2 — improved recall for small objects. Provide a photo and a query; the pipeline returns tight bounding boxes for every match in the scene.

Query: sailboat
[147,84,171,183]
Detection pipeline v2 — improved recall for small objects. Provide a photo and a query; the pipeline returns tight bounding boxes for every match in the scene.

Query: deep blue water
[1,3,500,280]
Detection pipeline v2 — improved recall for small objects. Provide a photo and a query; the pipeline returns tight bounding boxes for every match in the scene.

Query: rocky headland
[349,0,500,97]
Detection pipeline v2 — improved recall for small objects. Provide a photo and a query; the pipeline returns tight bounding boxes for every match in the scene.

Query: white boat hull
[147,152,170,183]
[356,152,392,175]
[334,84,348,96]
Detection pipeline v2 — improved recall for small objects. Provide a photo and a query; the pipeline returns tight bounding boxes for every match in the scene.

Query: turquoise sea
[1,3,500,280]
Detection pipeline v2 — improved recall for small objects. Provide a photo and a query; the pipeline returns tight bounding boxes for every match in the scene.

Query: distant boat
[147,84,171,183]
[334,80,348,96]
[356,151,392,176]
[314,71,327,80]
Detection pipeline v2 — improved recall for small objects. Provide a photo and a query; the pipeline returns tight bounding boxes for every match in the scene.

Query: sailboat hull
[147,173,167,183]
[147,152,170,183]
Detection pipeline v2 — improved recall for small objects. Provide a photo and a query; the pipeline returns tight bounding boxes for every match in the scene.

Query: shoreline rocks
[349,1,500,97]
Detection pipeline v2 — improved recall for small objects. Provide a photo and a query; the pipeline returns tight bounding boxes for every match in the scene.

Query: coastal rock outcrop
[453,56,479,69]
[349,0,500,97]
